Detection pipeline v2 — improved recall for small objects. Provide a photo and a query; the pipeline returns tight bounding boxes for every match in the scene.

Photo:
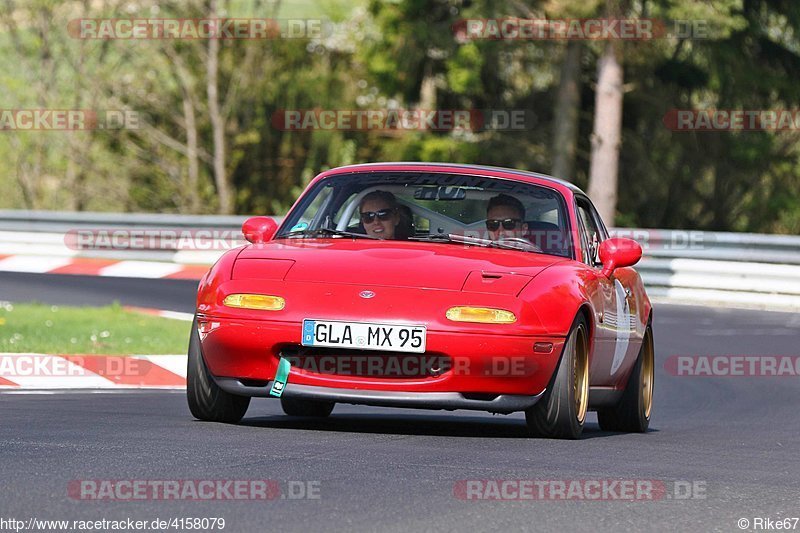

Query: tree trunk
[587,41,624,225]
[68,1,90,211]
[206,0,232,214]
[419,62,437,110]
[183,95,201,213]
[551,41,582,181]
[163,43,203,213]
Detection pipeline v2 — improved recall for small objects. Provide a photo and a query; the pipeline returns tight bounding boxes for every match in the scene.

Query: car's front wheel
[525,314,589,439]
[186,317,250,423]
[280,397,335,417]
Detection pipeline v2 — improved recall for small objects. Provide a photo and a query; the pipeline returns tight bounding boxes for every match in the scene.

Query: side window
[287,185,333,231]
[586,200,609,240]
[576,200,601,265]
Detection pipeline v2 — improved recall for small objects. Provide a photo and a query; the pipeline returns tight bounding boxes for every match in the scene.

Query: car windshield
[276,171,573,258]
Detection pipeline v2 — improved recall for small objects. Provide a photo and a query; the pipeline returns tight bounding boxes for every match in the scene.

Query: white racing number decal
[610,279,632,375]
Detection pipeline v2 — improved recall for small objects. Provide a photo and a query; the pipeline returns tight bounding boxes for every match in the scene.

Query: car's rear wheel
[280,397,335,417]
[597,324,654,433]
[525,314,589,439]
[186,317,250,423]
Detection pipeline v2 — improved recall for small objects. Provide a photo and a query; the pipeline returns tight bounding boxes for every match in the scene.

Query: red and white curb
[0,353,187,390]
[0,255,208,280]
[123,306,194,321]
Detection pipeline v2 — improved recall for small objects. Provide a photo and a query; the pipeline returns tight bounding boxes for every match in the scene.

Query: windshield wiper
[410,233,539,252]
[409,233,473,244]
[279,227,379,240]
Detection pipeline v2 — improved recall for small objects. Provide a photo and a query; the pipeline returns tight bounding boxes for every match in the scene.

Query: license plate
[302,319,427,353]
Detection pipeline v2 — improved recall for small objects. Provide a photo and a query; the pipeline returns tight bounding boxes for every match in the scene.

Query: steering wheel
[496,237,542,253]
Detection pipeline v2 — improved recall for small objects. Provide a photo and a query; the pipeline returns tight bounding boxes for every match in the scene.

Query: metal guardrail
[607,229,800,309]
[1,210,799,309]
[609,228,800,265]
[0,210,268,264]
[0,209,248,232]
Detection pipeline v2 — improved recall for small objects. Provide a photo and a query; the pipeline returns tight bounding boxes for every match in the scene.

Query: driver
[485,194,528,241]
[359,190,401,240]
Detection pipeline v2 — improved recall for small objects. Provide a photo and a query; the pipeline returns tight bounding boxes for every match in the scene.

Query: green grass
[0,302,191,355]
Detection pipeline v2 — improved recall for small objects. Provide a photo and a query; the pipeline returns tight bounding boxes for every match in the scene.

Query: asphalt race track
[1,272,799,532]
[0,272,199,313]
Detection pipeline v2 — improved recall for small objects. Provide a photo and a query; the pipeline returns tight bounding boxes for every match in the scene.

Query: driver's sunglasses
[360,208,395,224]
[486,218,523,231]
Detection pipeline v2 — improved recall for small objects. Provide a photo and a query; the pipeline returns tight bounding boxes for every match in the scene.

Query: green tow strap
[269,357,291,397]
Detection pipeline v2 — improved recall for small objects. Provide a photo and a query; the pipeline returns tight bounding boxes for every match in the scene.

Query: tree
[587,39,624,224]
[587,0,625,224]
[551,41,582,181]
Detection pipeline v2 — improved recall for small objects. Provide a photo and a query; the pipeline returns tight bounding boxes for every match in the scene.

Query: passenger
[359,190,402,240]
[485,194,528,241]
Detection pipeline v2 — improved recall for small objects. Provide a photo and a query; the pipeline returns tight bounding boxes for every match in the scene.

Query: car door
[575,196,640,386]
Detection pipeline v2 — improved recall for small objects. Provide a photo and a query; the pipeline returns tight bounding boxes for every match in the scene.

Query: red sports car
[187,163,654,439]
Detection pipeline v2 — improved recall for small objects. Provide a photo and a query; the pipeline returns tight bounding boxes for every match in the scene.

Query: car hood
[234,239,568,294]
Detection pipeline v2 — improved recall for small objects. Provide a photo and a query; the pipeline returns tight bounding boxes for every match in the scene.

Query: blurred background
[1,0,799,233]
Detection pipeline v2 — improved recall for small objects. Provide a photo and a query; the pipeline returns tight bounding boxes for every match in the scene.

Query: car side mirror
[242,216,278,244]
[598,237,642,277]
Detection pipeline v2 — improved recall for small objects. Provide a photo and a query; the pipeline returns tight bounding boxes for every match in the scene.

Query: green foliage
[447,43,484,94]
[1,0,800,233]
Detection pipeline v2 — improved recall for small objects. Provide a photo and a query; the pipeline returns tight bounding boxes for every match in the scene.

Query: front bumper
[216,378,544,414]
[198,316,565,399]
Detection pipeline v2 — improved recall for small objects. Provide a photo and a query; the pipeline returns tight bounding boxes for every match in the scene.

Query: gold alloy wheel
[573,325,589,424]
[641,330,654,419]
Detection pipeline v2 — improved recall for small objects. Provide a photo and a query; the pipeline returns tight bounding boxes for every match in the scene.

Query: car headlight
[445,306,516,324]
[223,293,285,311]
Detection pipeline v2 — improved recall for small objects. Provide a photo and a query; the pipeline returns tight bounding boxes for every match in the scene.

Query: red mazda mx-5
[187,163,654,439]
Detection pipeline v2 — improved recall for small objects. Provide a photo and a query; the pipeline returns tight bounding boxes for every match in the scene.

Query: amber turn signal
[445,306,516,324]
[223,294,285,311]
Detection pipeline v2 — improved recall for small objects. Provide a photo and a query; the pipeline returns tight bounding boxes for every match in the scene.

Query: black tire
[525,314,590,439]
[597,324,654,433]
[186,317,250,423]
[280,397,334,417]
